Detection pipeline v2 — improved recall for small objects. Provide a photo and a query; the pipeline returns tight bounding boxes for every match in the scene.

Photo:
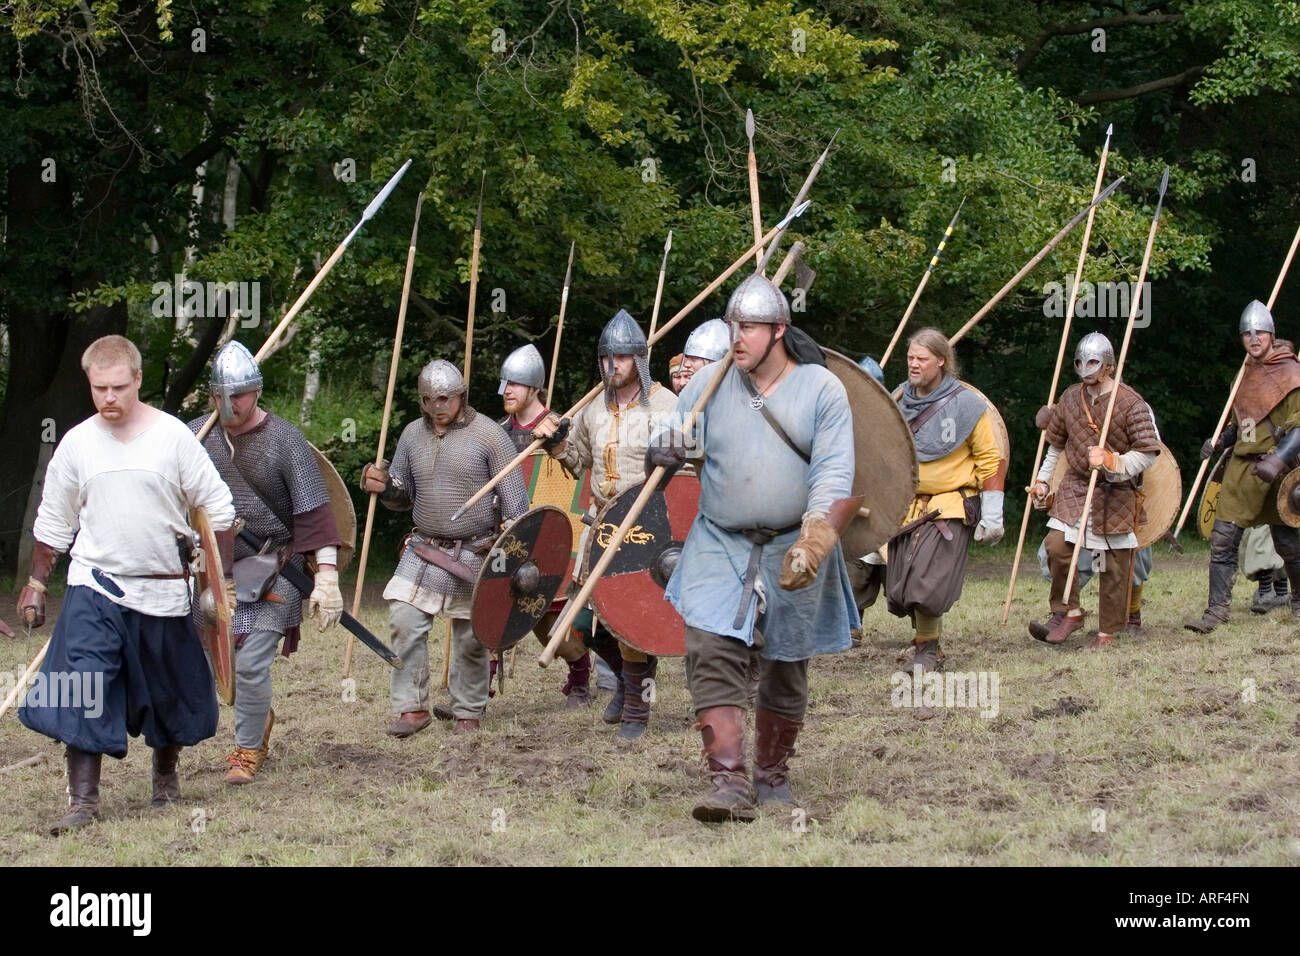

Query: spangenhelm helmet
[1239,300,1275,347]
[1074,332,1115,383]
[683,318,731,363]
[498,343,546,395]
[418,359,466,412]
[210,341,263,425]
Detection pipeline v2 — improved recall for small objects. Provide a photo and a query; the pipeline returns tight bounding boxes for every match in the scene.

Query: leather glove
[1034,404,1055,430]
[645,429,687,480]
[1252,452,1287,484]
[533,414,570,455]
[360,459,390,494]
[973,490,1004,545]
[1029,480,1051,511]
[18,540,59,629]
[307,566,344,631]
[1088,446,1119,471]
[779,514,840,590]
[1201,425,1236,460]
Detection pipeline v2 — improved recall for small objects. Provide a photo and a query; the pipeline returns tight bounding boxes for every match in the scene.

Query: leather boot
[51,746,101,835]
[908,638,944,672]
[561,652,593,710]
[1028,611,1064,642]
[1185,559,1234,633]
[617,656,656,741]
[692,706,757,823]
[1045,610,1084,644]
[593,640,625,724]
[753,709,802,809]
[151,745,182,808]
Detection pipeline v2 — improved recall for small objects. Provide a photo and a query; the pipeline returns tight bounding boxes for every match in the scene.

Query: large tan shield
[823,349,918,558]
[960,382,1010,462]
[192,506,234,706]
[1047,441,1181,548]
[308,443,356,573]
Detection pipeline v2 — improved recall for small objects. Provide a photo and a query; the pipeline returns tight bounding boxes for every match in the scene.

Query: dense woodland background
[4,0,1300,570]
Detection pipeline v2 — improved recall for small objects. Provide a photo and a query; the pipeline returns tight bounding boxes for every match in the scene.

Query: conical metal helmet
[210,341,262,424]
[418,359,466,402]
[684,318,731,363]
[724,274,790,326]
[1073,332,1115,382]
[858,355,885,386]
[597,309,647,357]
[1240,299,1275,346]
[498,343,546,395]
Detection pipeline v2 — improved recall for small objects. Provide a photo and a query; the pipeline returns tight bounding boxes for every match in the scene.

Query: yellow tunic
[904,412,1002,523]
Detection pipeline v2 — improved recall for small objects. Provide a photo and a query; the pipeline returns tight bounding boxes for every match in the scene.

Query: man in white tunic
[18,335,235,834]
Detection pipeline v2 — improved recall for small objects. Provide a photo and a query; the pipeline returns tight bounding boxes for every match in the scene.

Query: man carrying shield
[647,275,860,822]
[190,341,344,784]
[18,335,236,833]
[1185,301,1300,631]
[533,309,677,741]
[1029,332,1161,648]
[887,329,1006,671]
[362,360,529,735]
[497,343,595,708]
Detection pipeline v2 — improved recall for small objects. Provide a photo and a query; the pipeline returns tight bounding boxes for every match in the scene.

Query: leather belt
[405,531,496,584]
[733,523,800,628]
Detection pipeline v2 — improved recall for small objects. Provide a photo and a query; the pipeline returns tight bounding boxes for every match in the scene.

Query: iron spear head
[363,159,412,222]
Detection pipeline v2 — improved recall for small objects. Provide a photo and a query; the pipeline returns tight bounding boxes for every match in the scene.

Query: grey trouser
[685,626,808,722]
[388,601,489,720]
[234,629,281,749]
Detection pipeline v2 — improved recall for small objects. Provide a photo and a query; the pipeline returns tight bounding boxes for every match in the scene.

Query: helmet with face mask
[596,309,652,404]
[1074,332,1115,384]
[1239,300,1275,347]
[210,341,263,425]
[418,359,466,421]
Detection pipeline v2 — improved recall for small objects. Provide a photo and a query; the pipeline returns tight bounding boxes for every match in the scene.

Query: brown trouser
[685,626,808,721]
[1045,529,1135,635]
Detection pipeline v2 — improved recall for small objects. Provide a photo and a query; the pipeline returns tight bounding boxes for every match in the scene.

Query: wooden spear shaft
[462,171,486,381]
[747,108,763,270]
[948,177,1124,347]
[449,208,809,522]
[881,197,966,368]
[1001,126,1114,624]
[646,231,672,362]
[343,188,426,677]
[1173,221,1300,537]
[1064,169,1169,596]
[547,241,576,404]
[539,353,735,667]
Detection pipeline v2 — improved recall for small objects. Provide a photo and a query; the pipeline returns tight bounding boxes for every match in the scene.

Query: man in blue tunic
[649,274,860,823]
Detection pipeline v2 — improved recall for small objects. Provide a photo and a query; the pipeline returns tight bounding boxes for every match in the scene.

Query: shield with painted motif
[471,505,573,652]
[520,452,592,597]
[579,470,700,657]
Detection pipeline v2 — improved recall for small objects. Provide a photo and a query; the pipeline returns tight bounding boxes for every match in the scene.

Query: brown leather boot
[753,709,802,809]
[151,745,182,808]
[692,706,757,823]
[617,657,656,742]
[51,746,101,835]
[562,652,592,710]
[387,709,433,737]
[1045,610,1084,644]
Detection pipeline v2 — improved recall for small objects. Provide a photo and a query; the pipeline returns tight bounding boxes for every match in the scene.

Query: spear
[947,176,1125,346]
[547,241,576,403]
[1173,221,1300,538]
[881,197,966,368]
[462,171,486,382]
[1001,125,1114,624]
[759,130,837,276]
[646,231,672,361]
[1064,168,1169,595]
[343,186,427,677]
[450,201,812,523]
[747,109,763,269]
[3,159,414,725]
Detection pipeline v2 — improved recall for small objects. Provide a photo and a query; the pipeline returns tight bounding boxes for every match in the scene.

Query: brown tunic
[1045,382,1161,535]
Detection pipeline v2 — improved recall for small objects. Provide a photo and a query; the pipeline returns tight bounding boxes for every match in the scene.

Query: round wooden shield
[192,506,234,706]
[308,442,357,573]
[1276,469,1300,528]
[579,472,700,657]
[823,349,918,559]
[471,506,573,652]
[1048,440,1181,548]
[1197,450,1229,539]
[519,452,592,598]
[960,381,1010,462]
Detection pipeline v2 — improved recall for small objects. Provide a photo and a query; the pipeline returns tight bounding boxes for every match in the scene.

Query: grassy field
[1,540,1298,866]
